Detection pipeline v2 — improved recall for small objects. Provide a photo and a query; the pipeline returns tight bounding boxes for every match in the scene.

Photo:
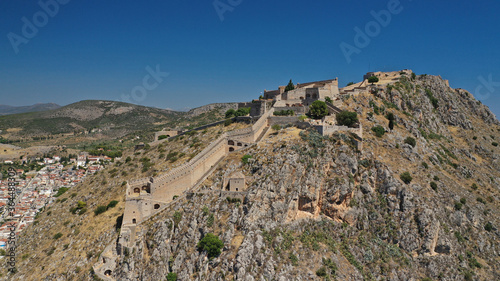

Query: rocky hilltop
[7,72,500,281]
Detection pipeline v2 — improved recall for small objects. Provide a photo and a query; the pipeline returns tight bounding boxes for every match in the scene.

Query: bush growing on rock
[400,172,412,184]
[166,272,177,281]
[371,126,385,137]
[241,154,252,164]
[404,137,416,148]
[484,222,493,232]
[197,233,224,259]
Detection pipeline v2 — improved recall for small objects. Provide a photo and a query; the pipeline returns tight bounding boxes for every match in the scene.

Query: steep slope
[7,122,249,281]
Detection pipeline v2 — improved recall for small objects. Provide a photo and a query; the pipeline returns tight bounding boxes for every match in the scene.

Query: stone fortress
[94,71,405,280]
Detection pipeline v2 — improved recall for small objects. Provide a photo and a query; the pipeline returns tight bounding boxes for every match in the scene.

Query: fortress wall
[273,106,307,114]
[151,133,228,202]
[251,108,274,142]
[268,116,301,126]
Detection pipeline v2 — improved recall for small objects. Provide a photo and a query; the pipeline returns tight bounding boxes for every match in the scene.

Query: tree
[368,76,379,84]
[225,109,236,118]
[285,79,295,92]
[346,82,355,86]
[325,96,333,104]
[386,112,395,131]
[197,233,224,259]
[404,136,416,148]
[309,100,328,119]
[166,273,178,281]
[371,125,385,137]
[336,111,358,127]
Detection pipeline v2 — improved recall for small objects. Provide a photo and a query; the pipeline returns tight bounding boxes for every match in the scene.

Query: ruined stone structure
[94,76,372,280]
[264,78,340,108]
[223,171,246,192]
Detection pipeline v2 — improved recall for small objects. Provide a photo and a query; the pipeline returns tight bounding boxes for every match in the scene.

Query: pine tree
[285,79,295,91]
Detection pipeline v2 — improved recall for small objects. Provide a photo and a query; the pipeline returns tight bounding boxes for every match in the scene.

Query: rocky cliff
[6,73,500,281]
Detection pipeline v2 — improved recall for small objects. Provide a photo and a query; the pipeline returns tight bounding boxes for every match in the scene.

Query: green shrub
[460,198,466,205]
[173,211,182,227]
[454,201,462,211]
[224,119,233,126]
[77,201,86,209]
[241,154,252,164]
[430,182,438,191]
[107,200,119,209]
[273,110,294,116]
[53,233,63,239]
[94,206,107,216]
[289,253,299,266]
[471,183,478,190]
[422,162,429,169]
[315,266,327,277]
[54,187,69,197]
[371,125,385,137]
[197,233,224,259]
[484,222,493,232]
[225,109,236,118]
[492,142,498,147]
[400,172,412,184]
[166,272,178,281]
[425,88,439,109]
[368,76,379,84]
[455,231,465,243]
[271,124,281,131]
[404,136,416,148]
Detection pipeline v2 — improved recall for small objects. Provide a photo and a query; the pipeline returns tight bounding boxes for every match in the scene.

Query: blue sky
[1,0,499,116]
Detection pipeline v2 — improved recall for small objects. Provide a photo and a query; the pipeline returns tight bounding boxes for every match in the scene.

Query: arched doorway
[154,204,160,209]
[132,218,136,224]
[133,188,140,193]
[229,147,235,152]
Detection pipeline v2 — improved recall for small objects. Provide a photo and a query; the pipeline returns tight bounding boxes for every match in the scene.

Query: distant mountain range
[0,100,238,138]
[0,103,61,115]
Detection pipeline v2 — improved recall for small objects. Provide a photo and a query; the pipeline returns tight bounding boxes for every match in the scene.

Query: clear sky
[1,0,499,116]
